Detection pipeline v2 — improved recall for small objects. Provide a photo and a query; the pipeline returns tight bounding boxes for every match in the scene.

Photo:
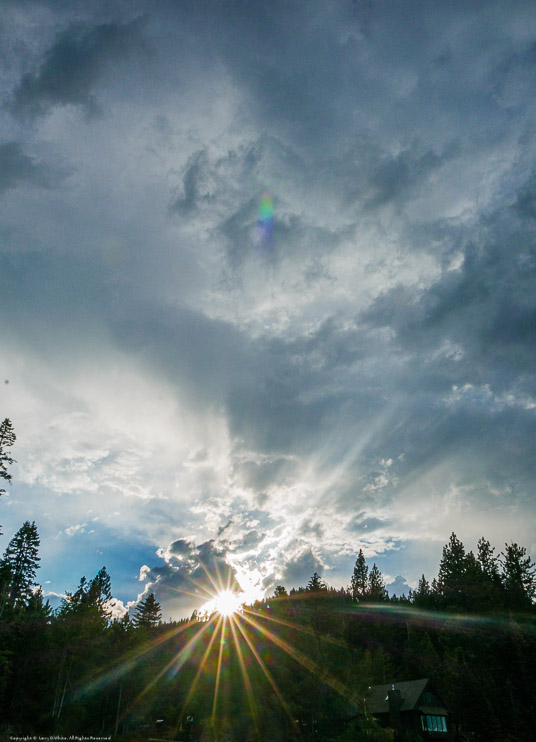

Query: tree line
[1,418,535,741]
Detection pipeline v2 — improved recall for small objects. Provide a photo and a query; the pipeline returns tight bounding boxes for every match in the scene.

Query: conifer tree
[501,542,536,610]
[413,574,432,608]
[306,572,326,592]
[351,549,369,601]
[0,418,16,497]
[368,563,387,601]
[477,537,500,581]
[60,567,113,621]
[437,532,467,606]
[88,566,112,612]
[0,521,40,609]
[132,592,162,628]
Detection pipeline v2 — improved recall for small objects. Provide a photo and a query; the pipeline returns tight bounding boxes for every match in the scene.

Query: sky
[1,0,536,620]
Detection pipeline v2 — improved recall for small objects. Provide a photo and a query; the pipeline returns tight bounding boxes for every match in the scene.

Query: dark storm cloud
[0,142,66,193]
[170,150,210,216]
[111,304,249,408]
[514,170,536,219]
[9,18,146,119]
[362,216,536,383]
[352,194,536,508]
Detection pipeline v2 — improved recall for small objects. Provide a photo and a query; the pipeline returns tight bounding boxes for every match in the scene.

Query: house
[367,678,452,739]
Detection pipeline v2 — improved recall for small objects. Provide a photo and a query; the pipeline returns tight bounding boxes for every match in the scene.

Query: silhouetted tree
[413,574,431,608]
[0,520,40,611]
[59,566,112,622]
[368,563,387,601]
[477,537,500,581]
[132,592,162,628]
[306,572,326,592]
[436,532,468,607]
[351,549,368,601]
[501,542,536,610]
[0,418,16,498]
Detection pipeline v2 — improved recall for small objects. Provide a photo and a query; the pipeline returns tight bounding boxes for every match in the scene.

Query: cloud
[129,538,238,619]
[9,18,146,119]
[0,142,66,193]
[105,597,128,620]
[385,575,411,599]
[2,0,536,617]
[278,546,327,590]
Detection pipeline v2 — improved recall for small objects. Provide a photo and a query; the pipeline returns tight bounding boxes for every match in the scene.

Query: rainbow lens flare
[256,190,274,248]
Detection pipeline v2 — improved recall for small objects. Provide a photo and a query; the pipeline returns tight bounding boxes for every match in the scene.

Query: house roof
[367,678,431,714]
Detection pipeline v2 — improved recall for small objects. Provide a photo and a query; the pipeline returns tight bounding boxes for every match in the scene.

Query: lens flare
[202,589,243,617]
[256,190,274,248]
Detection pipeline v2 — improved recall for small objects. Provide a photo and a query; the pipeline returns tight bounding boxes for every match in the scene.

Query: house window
[421,715,448,733]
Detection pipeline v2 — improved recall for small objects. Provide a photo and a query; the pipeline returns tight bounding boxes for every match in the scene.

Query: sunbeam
[211,615,227,721]
[245,604,349,649]
[233,612,295,725]
[240,610,354,704]
[119,617,215,723]
[173,615,224,738]
[228,615,260,738]
[69,619,198,706]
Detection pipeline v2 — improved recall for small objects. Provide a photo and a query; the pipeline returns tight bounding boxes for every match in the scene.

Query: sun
[199,589,245,618]
[213,590,243,617]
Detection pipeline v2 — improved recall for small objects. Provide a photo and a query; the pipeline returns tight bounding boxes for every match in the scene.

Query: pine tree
[132,592,162,628]
[306,572,326,592]
[437,532,468,607]
[25,586,52,619]
[0,521,40,609]
[477,537,500,581]
[501,543,536,610]
[0,418,16,497]
[60,566,113,621]
[351,549,369,601]
[414,574,432,608]
[474,537,503,610]
[368,563,387,601]
[87,566,112,613]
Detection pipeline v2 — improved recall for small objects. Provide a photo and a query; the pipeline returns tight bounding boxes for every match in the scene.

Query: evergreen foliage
[351,549,368,601]
[306,572,327,592]
[0,433,534,742]
[0,418,16,497]
[0,520,40,611]
[501,542,536,610]
[368,563,387,601]
[59,566,113,622]
[132,592,162,628]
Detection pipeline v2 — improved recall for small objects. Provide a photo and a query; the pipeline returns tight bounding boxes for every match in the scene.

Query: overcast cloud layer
[1,0,535,618]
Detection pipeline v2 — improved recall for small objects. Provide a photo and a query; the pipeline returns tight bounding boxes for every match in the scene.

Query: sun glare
[214,590,243,616]
[199,589,245,618]
[196,563,265,619]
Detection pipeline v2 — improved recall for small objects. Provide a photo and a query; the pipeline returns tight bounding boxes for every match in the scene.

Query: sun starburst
[202,589,243,617]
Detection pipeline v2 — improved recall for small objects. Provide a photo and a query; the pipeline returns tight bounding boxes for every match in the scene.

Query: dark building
[367,678,451,739]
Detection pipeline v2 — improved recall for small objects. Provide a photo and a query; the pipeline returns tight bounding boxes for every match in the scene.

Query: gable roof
[367,678,430,714]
